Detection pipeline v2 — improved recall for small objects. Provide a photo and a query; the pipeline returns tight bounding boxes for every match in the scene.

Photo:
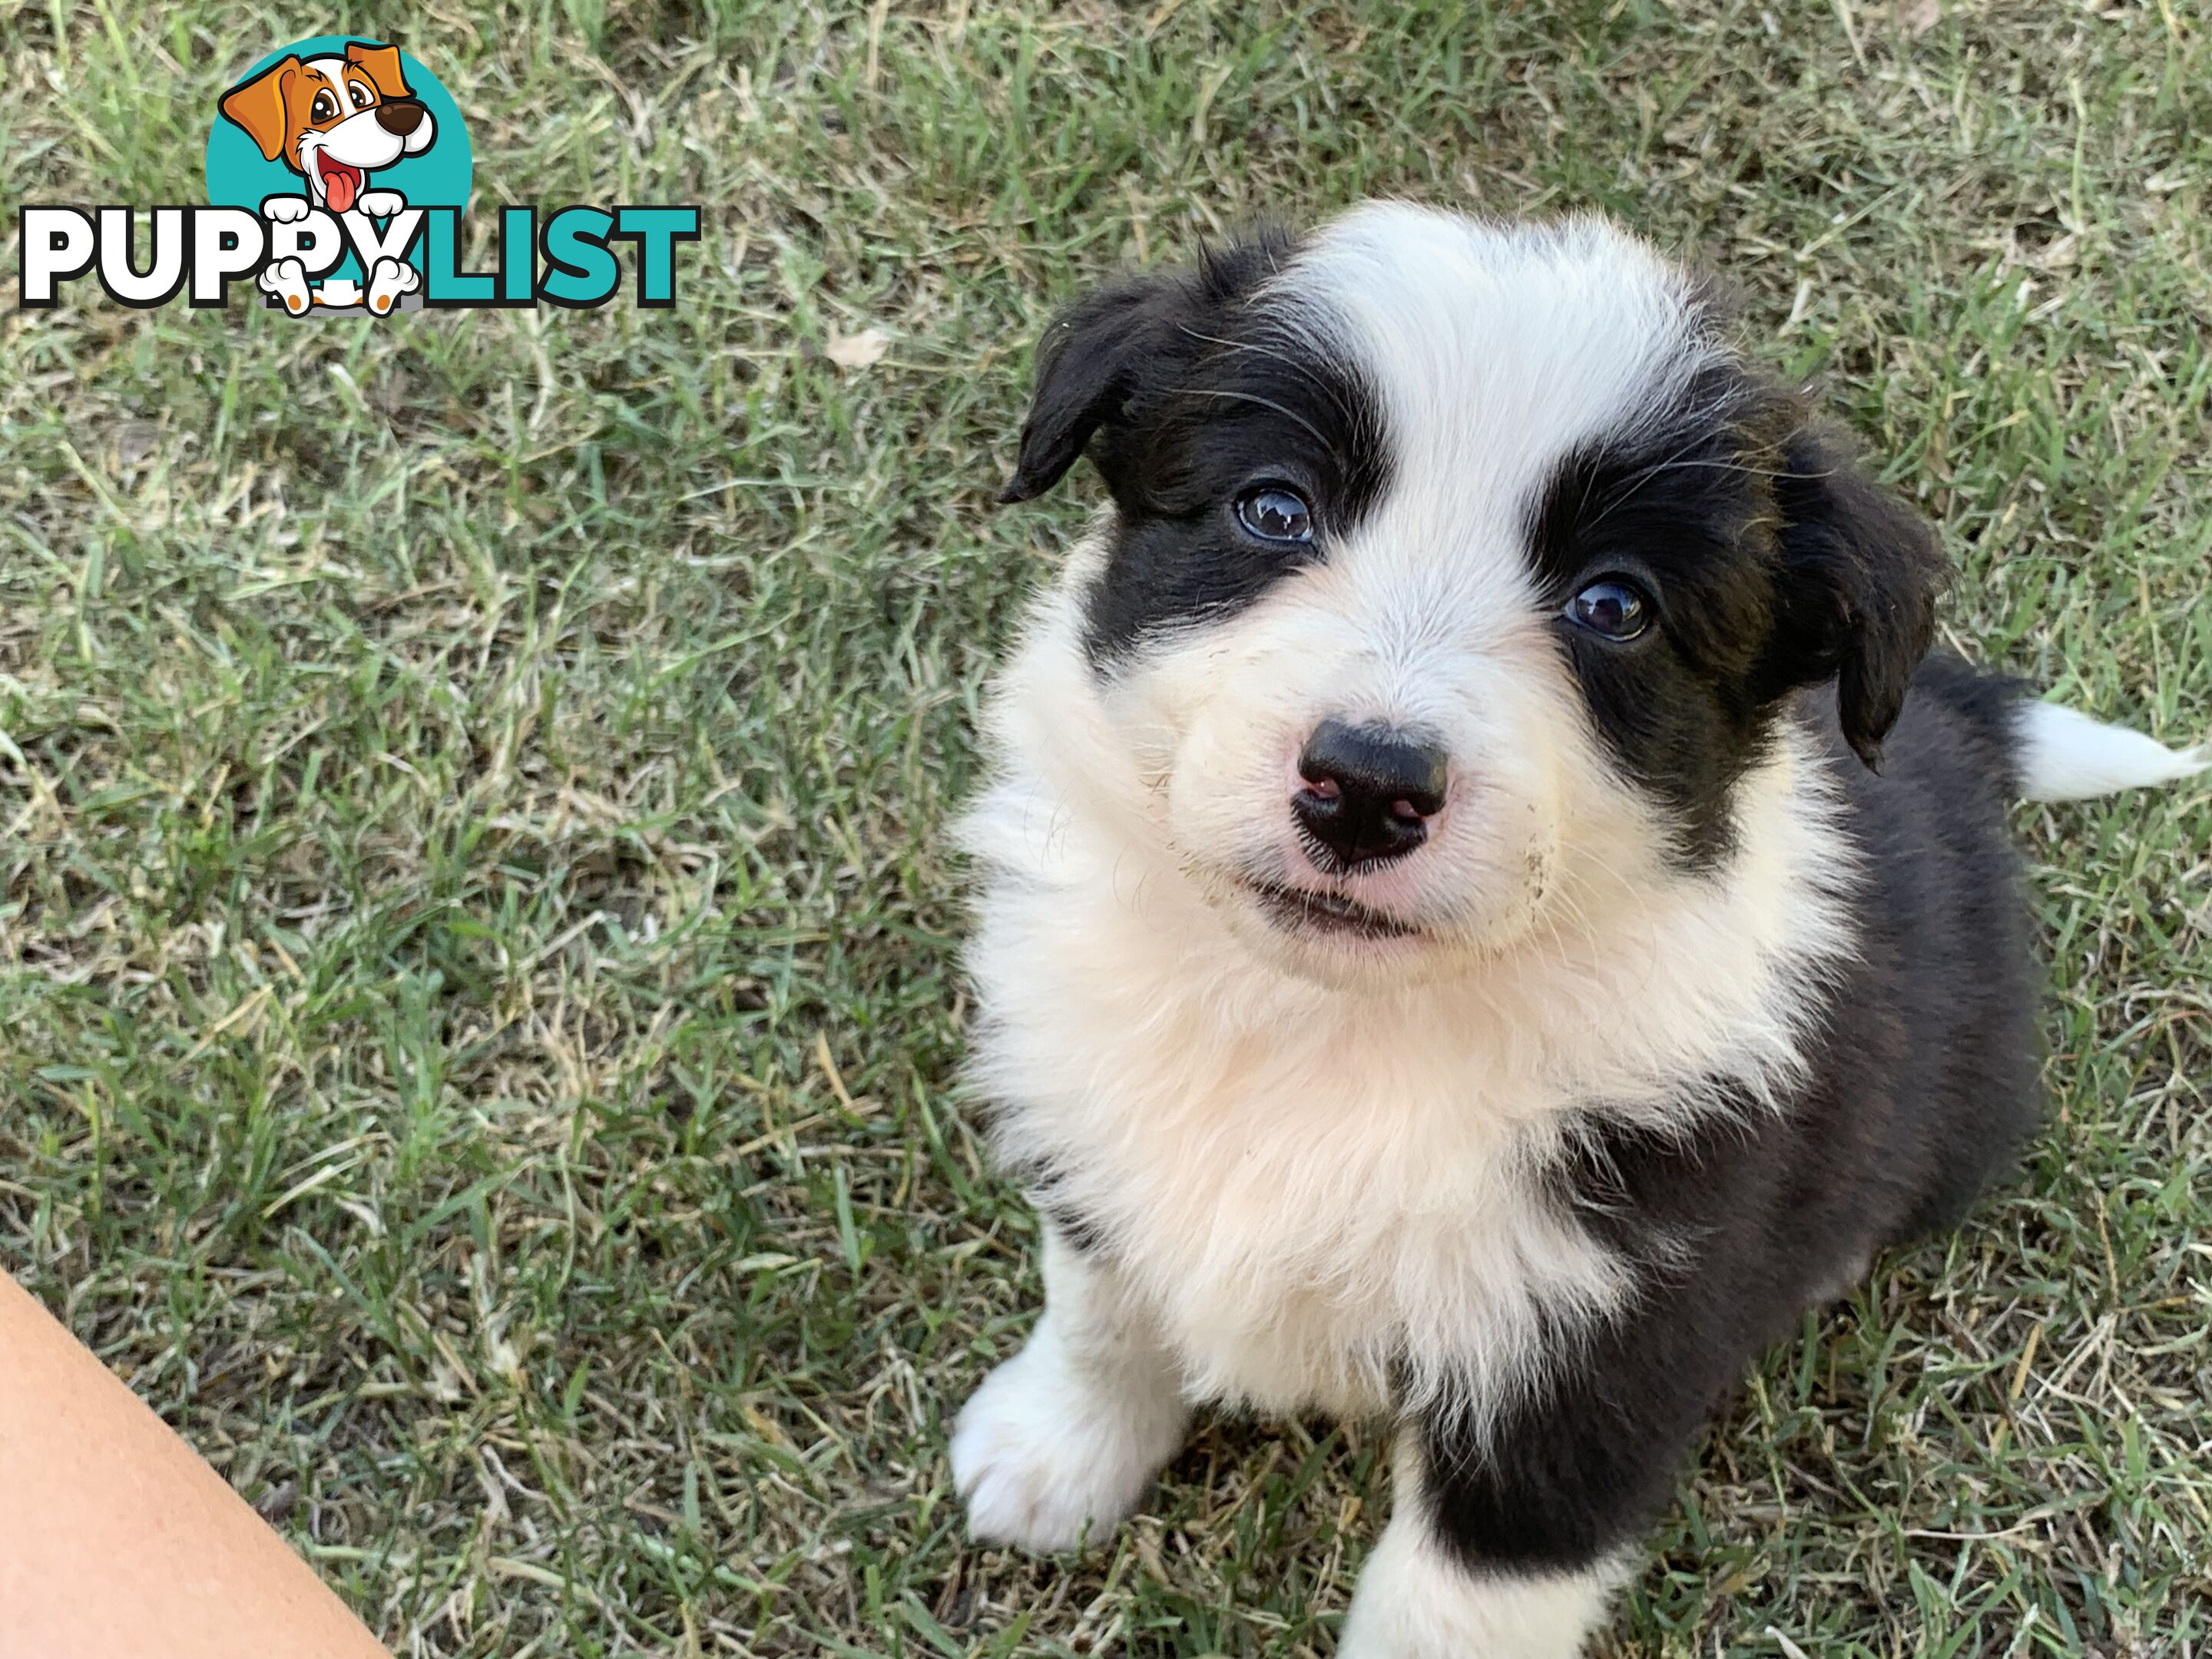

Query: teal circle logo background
[204,37,472,284]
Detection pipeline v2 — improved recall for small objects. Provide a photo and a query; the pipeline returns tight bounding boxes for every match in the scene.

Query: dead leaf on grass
[825,326,892,369]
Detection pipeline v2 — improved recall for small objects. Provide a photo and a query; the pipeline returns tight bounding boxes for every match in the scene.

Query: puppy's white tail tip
[2015,700,2210,803]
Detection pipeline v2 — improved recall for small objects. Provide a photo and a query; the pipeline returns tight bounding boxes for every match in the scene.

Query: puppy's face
[1002,205,1940,985]
[218,42,435,214]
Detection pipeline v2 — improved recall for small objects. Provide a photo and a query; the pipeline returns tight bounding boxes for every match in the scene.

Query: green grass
[2,2,2209,1654]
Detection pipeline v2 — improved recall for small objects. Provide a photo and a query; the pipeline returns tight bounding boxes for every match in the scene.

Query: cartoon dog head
[219,41,435,215]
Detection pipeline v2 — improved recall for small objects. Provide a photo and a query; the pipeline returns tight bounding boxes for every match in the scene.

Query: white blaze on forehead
[303,58,357,103]
[1273,201,1717,537]
[1224,203,1727,741]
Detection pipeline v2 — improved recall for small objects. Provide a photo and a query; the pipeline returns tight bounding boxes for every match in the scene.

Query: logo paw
[257,256,310,315]
[366,257,422,316]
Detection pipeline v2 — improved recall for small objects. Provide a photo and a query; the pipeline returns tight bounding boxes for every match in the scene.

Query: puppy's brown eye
[1567,578,1652,641]
[350,81,373,108]
[1235,487,1314,544]
[311,91,337,121]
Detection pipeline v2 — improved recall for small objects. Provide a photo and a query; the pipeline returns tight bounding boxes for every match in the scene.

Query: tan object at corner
[0,1270,390,1658]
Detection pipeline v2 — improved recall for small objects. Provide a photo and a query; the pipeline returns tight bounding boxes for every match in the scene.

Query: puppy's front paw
[355,189,406,218]
[259,194,313,224]
[950,1335,1186,1554]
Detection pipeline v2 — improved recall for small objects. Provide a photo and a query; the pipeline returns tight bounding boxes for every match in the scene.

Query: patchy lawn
[2,2,2208,1654]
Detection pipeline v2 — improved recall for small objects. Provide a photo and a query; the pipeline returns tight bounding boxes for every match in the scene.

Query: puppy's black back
[1420,654,2043,1573]
[1830,652,2043,1237]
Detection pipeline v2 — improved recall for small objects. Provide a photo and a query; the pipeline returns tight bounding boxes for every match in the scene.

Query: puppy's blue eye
[1235,487,1314,544]
[1567,578,1652,641]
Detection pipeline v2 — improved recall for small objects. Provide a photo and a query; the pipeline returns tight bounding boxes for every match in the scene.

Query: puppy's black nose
[376,99,426,136]
[1292,720,1448,870]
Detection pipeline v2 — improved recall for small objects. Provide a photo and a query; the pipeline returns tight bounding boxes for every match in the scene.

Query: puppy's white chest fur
[978,892,1623,1419]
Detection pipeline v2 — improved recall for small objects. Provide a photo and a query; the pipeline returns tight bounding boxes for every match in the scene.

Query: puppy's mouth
[315,151,365,213]
[1244,879,1419,941]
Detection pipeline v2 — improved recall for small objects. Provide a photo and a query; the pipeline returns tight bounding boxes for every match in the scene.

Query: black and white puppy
[950,202,2206,1654]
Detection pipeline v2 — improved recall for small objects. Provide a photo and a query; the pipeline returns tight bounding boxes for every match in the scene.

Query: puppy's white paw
[1340,1509,1621,1659]
[258,256,311,315]
[366,257,420,316]
[951,1332,1187,1553]
[259,194,313,224]
[355,189,406,218]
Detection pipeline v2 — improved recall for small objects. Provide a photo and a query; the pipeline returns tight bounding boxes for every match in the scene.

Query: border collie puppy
[950,202,2205,1654]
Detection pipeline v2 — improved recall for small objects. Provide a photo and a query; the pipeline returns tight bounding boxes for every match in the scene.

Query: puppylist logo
[18,36,699,316]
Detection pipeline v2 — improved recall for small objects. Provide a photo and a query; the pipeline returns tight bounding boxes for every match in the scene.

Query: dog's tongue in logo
[317,154,363,214]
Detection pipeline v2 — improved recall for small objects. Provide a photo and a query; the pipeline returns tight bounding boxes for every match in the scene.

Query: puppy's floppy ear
[346,40,412,100]
[997,275,1184,504]
[219,57,301,163]
[999,232,1296,505]
[1766,423,1945,770]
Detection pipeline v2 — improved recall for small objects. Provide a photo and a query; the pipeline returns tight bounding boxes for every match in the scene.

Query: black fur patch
[1527,366,1942,865]
[1417,658,2043,1574]
[997,233,1394,661]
